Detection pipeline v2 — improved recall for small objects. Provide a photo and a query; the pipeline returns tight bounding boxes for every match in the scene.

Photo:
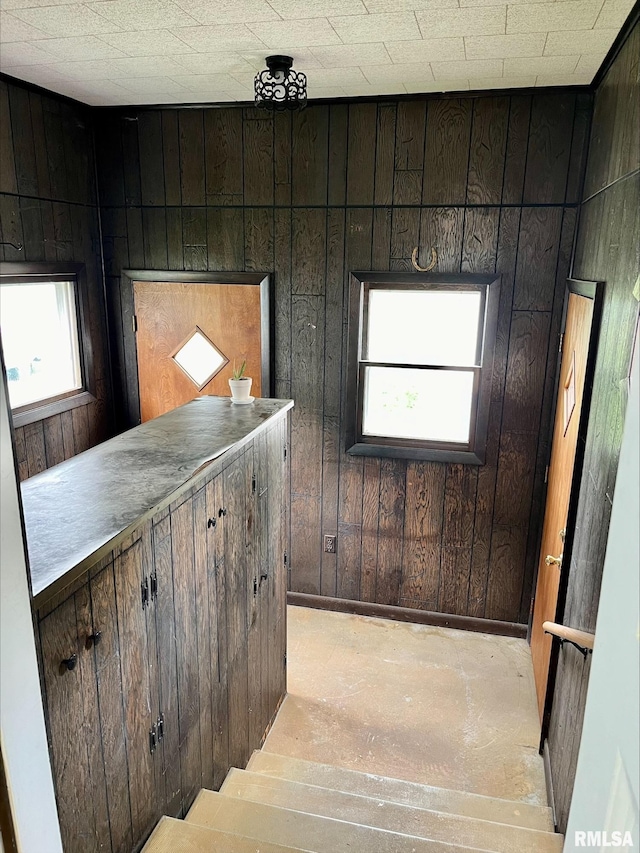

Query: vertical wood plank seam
[498,97,514,207]
[562,96,579,205]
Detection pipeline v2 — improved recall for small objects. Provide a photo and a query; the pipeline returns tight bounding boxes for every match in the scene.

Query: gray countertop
[22,396,293,604]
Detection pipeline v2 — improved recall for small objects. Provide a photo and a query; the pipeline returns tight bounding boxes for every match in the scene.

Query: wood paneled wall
[548,21,640,832]
[95,90,591,625]
[0,77,112,479]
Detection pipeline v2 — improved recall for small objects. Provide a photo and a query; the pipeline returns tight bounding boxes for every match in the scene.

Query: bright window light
[0,280,82,410]
[362,366,474,443]
[366,289,482,366]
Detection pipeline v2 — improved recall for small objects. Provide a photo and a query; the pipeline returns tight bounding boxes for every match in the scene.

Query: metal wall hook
[0,241,23,251]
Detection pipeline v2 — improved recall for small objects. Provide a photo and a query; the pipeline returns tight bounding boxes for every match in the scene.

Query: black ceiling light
[255,55,307,112]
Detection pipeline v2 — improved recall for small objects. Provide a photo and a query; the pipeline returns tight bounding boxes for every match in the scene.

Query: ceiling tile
[535,70,593,86]
[363,61,434,85]
[385,37,465,63]
[171,51,254,73]
[108,55,192,76]
[465,33,546,59]
[471,75,536,88]
[431,58,503,78]
[342,81,407,95]
[595,0,636,28]
[0,62,72,86]
[544,28,618,55]
[416,7,506,39]
[54,78,135,99]
[504,54,580,75]
[99,29,197,56]
[36,35,128,60]
[46,58,126,79]
[170,72,251,91]
[574,52,608,74]
[8,4,125,37]
[246,17,342,47]
[86,0,199,31]
[309,42,391,67]
[172,0,280,25]
[364,0,457,11]
[241,48,323,70]
[0,40,55,64]
[169,23,266,51]
[1,0,87,8]
[507,1,602,34]
[304,66,369,87]
[405,78,470,92]
[269,0,368,18]
[0,10,48,41]
[329,12,422,44]
[116,75,191,95]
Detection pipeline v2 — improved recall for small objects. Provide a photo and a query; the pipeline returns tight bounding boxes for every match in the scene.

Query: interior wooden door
[530,289,597,720]
[133,280,264,422]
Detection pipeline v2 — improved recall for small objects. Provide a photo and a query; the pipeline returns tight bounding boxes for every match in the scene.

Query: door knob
[545,554,563,567]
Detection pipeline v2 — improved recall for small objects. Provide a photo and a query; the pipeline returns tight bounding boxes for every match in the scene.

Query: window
[0,264,94,427]
[345,272,500,464]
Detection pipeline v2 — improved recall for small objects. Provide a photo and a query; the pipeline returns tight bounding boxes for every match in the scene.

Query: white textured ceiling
[0,0,634,106]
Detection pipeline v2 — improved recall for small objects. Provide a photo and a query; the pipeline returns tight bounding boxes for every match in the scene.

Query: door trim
[121,270,272,427]
[536,277,604,744]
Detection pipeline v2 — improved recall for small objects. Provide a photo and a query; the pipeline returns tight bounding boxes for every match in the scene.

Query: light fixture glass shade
[255,55,307,111]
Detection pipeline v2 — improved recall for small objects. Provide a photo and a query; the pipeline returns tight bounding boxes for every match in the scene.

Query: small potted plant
[228,358,253,404]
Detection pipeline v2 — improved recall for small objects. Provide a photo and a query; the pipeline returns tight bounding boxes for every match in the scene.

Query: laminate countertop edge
[23,396,293,609]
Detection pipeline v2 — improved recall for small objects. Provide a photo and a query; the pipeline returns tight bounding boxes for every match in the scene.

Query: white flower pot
[229,377,252,401]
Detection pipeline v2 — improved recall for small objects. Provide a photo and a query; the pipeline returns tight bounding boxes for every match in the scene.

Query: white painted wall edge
[0,371,63,853]
[565,319,640,851]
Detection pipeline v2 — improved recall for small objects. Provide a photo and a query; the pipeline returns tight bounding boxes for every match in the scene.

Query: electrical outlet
[324,534,337,554]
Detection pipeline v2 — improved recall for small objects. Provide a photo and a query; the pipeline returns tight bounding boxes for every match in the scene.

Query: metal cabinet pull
[86,631,102,649]
[61,654,77,672]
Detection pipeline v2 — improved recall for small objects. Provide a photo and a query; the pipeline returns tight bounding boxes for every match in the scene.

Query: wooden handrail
[543,621,594,654]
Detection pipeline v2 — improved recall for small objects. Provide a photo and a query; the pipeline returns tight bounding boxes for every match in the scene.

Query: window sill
[12,390,96,428]
[347,441,485,465]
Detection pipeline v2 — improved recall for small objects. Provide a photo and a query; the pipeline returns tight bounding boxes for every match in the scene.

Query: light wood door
[133,281,263,422]
[531,291,595,719]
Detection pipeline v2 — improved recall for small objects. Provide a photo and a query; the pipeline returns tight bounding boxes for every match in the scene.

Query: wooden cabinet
[36,415,289,852]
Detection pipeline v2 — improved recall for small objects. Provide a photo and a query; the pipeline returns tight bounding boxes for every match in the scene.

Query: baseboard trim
[287,592,528,639]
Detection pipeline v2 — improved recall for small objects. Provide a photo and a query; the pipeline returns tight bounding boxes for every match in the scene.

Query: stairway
[142,750,563,852]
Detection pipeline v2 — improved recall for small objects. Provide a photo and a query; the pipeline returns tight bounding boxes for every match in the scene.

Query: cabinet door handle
[86,631,102,649]
[60,653,77,673]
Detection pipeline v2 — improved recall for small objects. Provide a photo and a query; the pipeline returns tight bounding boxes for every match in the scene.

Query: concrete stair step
[248,750,553,832]
[220,769,562,853]
[141,815,304,852]
[186,788,550,853]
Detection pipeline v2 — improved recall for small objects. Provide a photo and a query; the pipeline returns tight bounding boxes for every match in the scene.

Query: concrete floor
[263,605,547,806]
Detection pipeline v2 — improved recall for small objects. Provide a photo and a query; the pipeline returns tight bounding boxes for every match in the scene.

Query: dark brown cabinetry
[36,414,289,852]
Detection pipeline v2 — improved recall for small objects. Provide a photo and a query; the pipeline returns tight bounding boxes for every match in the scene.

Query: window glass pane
[0,280,82,409]
[172,329,227,388]
[362,366,474,443]
[366,289,482,366]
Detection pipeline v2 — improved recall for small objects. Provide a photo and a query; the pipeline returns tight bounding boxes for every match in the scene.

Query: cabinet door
[112,538,156,843]
[224,453,250,770]
[170,494,202,813]
[151,513,182,817]
[267,417,288,713]
[206,471,229,789]
[39,587,110,853]
[90,563,134,853]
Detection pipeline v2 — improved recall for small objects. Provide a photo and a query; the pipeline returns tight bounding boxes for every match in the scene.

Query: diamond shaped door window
[171,326,228,390]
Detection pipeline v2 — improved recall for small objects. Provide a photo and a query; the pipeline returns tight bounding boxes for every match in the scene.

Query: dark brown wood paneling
[205,109,243,205]
[548,21,640,833]
[423,98,472,205]
[95,90,589,632]
[179,109,205,206]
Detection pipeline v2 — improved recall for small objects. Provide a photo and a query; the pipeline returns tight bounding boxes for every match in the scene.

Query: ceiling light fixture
[255,55,307,112]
